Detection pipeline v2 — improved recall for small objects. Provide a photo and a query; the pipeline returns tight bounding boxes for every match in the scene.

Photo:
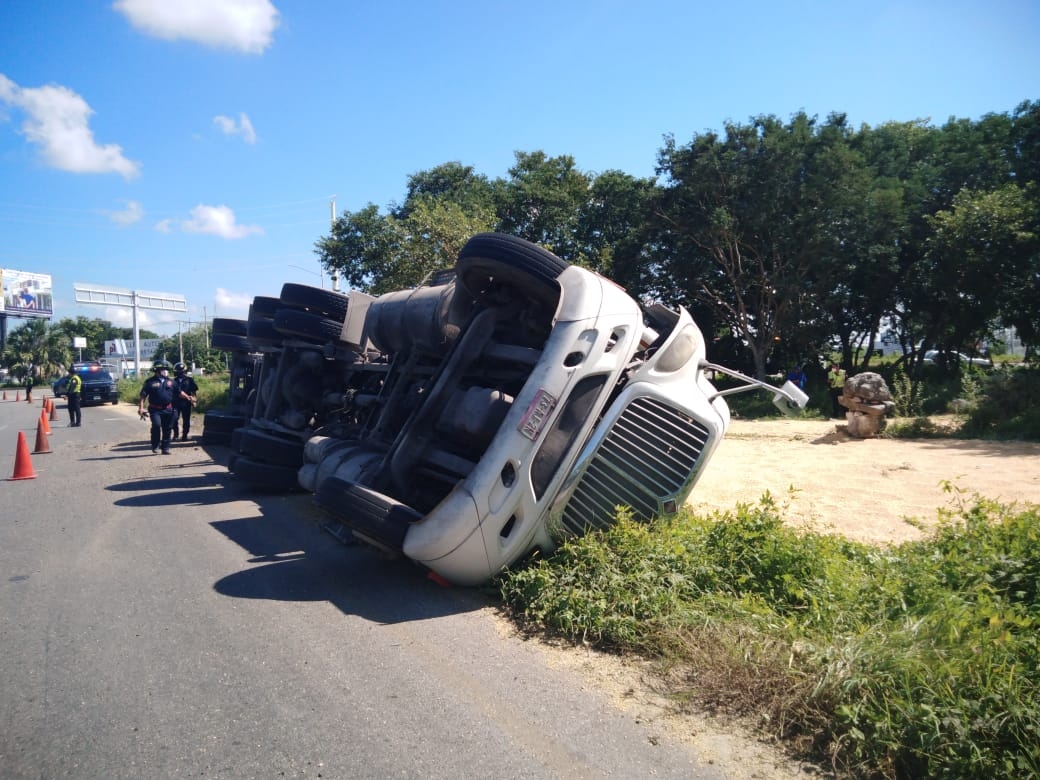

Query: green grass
[497,493,1040,778]
[117,372,230,411]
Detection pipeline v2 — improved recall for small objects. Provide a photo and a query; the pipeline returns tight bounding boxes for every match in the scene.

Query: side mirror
[771,380,810,417]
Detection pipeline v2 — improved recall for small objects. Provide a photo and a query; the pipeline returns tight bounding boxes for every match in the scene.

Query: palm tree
[2,319,72,382]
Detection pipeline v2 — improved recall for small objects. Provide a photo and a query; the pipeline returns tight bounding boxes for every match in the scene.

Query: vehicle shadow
[105,440,491,624]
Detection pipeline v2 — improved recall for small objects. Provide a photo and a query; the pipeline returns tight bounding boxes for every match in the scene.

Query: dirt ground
[688,416,1040,543]
[525,417,1040,779]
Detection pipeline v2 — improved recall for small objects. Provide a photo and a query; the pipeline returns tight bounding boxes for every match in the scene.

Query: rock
[840,372,895,438]
[844,372,892,403]
[846,411,885,437]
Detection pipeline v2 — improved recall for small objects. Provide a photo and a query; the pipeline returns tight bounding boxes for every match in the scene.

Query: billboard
[1,268,54,319]
[105,338,165,359]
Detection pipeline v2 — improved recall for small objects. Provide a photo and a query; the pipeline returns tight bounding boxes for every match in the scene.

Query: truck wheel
[237,428,305,468]
[212,317,248,336]
[205,411,244,446]
[211,332,252,351]
[279,283,350,322]
[316,477,422,554]
[246,317,281,347]
[204,409,246,433]
[456,233,568,307]
[273,309,344,344]
[229,455,301,492]
[250,295,282,319]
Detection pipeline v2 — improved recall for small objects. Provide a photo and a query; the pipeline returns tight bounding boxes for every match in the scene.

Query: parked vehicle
[922,349,993,368]
[216,234,808,585]
[52,363,120,406]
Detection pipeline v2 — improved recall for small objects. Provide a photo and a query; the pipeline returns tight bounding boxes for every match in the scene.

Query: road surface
[0,394,731,779]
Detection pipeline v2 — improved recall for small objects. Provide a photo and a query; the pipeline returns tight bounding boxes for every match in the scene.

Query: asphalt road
[0,394,725,779]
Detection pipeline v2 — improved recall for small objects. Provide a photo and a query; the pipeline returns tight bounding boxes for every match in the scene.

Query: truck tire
[236,427,305,468]
[279,283,350,322]
[250,295,282,319]
[273,308,344,344]
[229,455,301,492]
[456,233,568,307]
[203,410,246,445]
[246,317,281,346]
[211,332,252,351]
[212,317,248,336]
[204,409,246,433]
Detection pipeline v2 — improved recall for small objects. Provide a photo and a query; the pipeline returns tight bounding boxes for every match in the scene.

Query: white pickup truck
[210,233,807,585]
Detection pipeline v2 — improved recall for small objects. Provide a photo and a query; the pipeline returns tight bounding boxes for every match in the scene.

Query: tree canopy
[14,102,1033,385]
[314,101,1039,378]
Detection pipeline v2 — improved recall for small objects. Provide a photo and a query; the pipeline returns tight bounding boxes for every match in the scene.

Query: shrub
[960,366,1040,440]
[498,495,1040,777]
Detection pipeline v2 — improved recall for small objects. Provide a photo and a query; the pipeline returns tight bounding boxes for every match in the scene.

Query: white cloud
[181,204,264,239]
[214,112,257,144]
[113,0,280,54]
[0,73,141,179]
[103,200,144,226]
[215,288,254,317]
[154,218,174,233]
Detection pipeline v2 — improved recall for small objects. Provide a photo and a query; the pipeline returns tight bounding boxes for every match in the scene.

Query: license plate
[518,389,557,441]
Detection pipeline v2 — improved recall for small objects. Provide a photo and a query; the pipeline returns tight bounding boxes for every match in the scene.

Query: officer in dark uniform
[172,362,199,441]
[138,360,191,454]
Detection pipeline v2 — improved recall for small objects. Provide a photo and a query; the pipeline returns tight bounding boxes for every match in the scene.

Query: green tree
[576,169,659,280]
[316,163,498,294]
[924,184,1036,352]
[151,324,225,373]
[2,318,69,380]
[653,113,824,379]
[494,151,592,258]
[807,118,920,369]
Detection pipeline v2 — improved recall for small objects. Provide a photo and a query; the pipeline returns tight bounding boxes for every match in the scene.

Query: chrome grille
[559,397,711,536]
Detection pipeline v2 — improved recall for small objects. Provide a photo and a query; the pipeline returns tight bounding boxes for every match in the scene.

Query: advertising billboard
[104,338,165,359]
[1,268,54,319]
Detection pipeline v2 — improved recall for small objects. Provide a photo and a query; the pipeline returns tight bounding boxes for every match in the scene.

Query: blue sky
[1,0,1037,336]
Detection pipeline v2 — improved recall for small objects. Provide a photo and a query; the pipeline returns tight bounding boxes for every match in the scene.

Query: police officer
[828,362,847,419]
[138,360,191,454]
[172,362,199,441]
[66,365,83,427]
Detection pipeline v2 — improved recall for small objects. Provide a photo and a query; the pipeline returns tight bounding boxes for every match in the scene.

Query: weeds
[498,496,1040,777]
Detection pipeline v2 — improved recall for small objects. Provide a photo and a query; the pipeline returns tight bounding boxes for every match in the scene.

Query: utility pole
[330,196,340,292]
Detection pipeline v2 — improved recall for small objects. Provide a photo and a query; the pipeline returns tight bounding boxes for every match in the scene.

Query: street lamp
[288,263,324,289]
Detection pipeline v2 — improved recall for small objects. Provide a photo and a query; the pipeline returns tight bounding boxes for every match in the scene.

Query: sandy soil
[688,416,1040,543]
[524,417,1040,779]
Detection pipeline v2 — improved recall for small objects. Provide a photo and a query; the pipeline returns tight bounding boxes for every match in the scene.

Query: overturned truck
[205,233,807,585]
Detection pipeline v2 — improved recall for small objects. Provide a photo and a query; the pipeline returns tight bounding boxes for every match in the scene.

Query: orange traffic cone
[1,390,6,400]
[49,402,57,422]
[15,390,20,402]
[33,420,52,454]
[40,410,51,435]
[8,431,37,480]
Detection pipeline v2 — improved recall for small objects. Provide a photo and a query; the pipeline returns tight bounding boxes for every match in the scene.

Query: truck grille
[559,397,711,536]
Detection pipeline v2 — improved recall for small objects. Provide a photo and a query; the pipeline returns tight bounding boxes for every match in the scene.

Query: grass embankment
[498,494,1039,778]
[117,372,230,410]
